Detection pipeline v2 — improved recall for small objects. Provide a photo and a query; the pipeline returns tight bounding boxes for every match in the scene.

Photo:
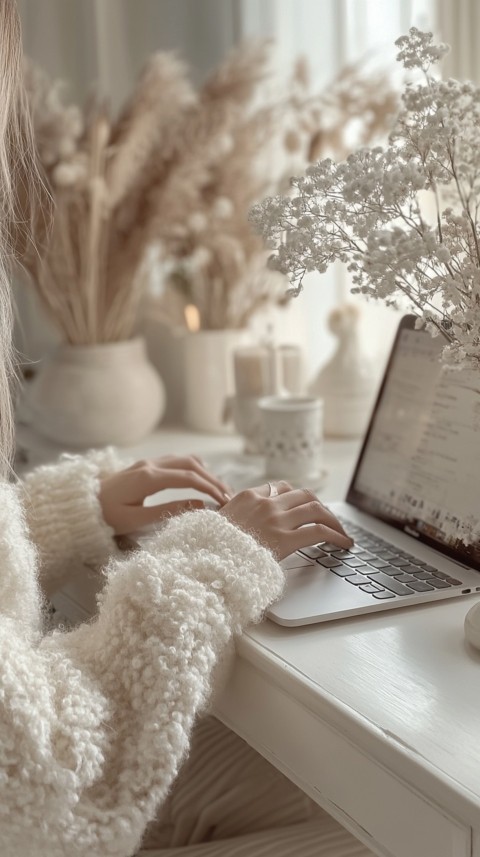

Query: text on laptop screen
[348,324,480,566]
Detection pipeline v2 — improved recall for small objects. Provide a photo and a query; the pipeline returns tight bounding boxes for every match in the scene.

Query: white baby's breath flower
[251,27,480,371]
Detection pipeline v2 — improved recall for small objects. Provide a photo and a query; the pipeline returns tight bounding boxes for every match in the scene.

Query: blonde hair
[0,0,43,477]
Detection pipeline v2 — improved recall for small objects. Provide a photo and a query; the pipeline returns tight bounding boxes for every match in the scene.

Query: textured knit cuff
[21,448,128,585]
[142,509,285,630]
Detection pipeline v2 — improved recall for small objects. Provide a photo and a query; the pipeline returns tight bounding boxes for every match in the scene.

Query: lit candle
[184,304,201,332]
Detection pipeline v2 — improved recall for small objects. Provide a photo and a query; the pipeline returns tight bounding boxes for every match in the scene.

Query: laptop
[267,313,480,627]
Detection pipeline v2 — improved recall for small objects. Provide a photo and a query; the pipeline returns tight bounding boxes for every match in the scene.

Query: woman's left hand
[99,455,231,535]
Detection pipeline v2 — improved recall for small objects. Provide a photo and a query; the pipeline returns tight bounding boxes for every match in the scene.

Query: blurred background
[13,0,477,442]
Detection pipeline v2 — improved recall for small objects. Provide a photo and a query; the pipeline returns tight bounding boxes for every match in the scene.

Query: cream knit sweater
[0,449,285,856]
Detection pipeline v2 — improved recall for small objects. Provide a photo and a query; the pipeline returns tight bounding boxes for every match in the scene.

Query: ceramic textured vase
[309,304,378,438]
[183,329,251,433]
[25,336,165,447]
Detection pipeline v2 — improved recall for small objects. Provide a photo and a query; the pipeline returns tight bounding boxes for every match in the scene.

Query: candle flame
[184,304,201,332]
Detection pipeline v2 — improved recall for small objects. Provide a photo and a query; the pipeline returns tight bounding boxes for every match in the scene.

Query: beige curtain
[436,0,480,83]
[17,0,437,113]
[17,0,239,111]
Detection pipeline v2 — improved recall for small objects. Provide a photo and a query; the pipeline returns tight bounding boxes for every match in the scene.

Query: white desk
[17,425,480,857]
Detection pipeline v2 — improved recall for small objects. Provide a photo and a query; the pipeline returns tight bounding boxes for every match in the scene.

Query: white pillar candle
[233,344,305,397]
[233,346,273,396]
[268,343,283,394]
[279,345,304,394]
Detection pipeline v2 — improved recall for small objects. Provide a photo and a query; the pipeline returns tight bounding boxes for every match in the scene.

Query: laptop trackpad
[271,555,373,625]
[280,554,317,571]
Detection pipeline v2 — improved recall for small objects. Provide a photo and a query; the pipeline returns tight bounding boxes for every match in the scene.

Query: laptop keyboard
[298,519,463,600]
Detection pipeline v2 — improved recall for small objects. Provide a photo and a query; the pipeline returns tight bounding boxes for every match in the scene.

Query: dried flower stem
[20,42,397,341]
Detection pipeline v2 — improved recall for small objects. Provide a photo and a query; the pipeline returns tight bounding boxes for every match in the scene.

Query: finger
[144,469,230,505]
[276,490,348,537]
[288,522,354,553]
[272,480,294,495]
[287,524,353,553]
[152,457,232,498]
[188,456,234,495]
[282,497,348,538]
[252,480,294,498]
[121,499,205,533]
[321,502,350,538]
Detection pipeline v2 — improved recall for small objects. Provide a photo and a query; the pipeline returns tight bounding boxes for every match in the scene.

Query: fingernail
[223,492,232,502]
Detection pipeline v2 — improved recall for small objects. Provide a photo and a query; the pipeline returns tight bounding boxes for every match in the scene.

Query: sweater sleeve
[20,448,128,594]
[0,508,284,857]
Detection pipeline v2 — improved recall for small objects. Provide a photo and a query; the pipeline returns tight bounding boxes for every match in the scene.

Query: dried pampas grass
[20,41,398,342]
[21,51,196,344]
[153,47,399,330]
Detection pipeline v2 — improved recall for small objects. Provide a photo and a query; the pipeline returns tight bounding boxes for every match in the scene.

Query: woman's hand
[99,455,231,535]
[219,481,353,560]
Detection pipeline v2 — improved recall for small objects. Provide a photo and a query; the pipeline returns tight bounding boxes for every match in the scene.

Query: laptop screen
[347,314,480,571]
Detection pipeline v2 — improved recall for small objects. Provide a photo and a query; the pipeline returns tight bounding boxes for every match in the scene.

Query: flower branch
[252,28,480,367]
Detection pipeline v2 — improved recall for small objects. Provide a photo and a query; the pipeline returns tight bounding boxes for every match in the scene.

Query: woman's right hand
[219,481,353,560]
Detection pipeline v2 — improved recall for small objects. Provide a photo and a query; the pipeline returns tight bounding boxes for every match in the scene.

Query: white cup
[258,395,324,482]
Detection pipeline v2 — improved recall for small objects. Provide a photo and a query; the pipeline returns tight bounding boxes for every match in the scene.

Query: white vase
[183,329,251,433]
[145,316,186,425]
[309,304,378,438]
[24,337,165,447]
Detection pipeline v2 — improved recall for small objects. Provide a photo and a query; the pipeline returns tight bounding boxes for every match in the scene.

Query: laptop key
[320,543,342,553]
[366,572,414,596]
[429,578,451,589]
[317,557,343,568]
[298,545,327,560]
[372,590,396,600]
[407,580,435,592]
[345,574,370,585]
[389,557,411,567]
[413,570,436,580]
[367,558,392,569]
[342,558,367,568]
[445,577,462,586]
[394,573,418,584]
[330,566,357,577]
[432,571,450,580]
[376,551,397,561]
[331,550,355,559]
[359,583,383,593]
[375,565,401,575]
